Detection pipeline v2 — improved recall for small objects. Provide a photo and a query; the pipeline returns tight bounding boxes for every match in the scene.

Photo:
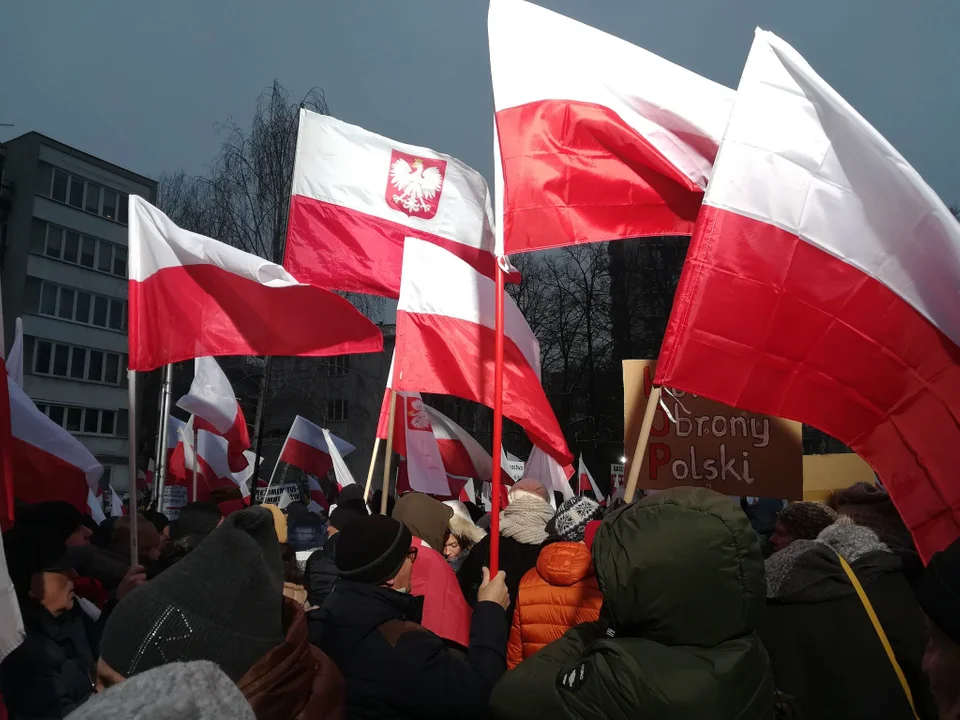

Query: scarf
[499,495,554,545]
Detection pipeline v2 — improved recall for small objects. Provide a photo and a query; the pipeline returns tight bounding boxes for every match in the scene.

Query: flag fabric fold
[321,428,357,489]
[109,486,124,518]
[397,394,452,496]
[394,239,572,465]
[168,419,255,499]
[6,318,23,388]
[87,490,106,525]
[577,456,604,499]
[655,29,960,561]
[285,109,515,298]
[523,445,574,505]
[127,196,383,371]
[488,0,734,254]
[278,417,355,481]
[176,357,251,472]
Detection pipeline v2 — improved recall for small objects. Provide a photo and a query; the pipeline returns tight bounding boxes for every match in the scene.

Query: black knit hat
[330,499,368,531]
[171,502,222,541]
[337,484,366,505]
[336,514,411,585]
[920,536,960,645]
[100,507,284,681]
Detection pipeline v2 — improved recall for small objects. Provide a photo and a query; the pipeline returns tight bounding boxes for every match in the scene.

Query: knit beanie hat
[920,536,960,646]
[337,484,366,505]
[778,502,837,541]
[65,661,254,720]
[260,504,287,544]
[336,514,411,585]
[99,507,284,681]
[172,502,222,541]
[330,499,368,531]
[546,496,604,542]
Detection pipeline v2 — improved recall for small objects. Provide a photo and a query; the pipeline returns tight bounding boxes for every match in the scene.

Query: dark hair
[172,502,222,540]
[280,543,303,585]
[142,510,169,534]
[149,534,205,578]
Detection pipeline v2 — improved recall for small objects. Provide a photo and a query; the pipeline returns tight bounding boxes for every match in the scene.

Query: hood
[238,598,343,719]
[593,488,765,647]
[448,512,486,546]
[393,493,453,551]
[765,523,899,602]
[536,542,594,586]
[317,580,423,635]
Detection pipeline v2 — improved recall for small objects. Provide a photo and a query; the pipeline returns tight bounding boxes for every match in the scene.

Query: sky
[1,0,959,205]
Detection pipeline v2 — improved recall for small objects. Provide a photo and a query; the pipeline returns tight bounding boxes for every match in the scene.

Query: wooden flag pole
[380,391,397,514]
[489,261,507,576]
[126,370,139,566]
[363,437,381,503]
[623,385,662,503]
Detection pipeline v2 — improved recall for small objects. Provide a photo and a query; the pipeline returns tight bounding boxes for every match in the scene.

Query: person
[69,660,255,720]
[288,513,328,573]
[458,479,555,619]
[490,488,775,719]
[507,496,604,668]
[141,510,169,537]
[442,500,486,572]
[282,544,309,608]
[170,502,222,541]
[393,493,473,648]
[310,514,510,719]
[305,501,367,610]
[106,515,164,568]
[769,501,837,552]
[918,535,960,718]
[760,521,935,718]
[97,507,344,719]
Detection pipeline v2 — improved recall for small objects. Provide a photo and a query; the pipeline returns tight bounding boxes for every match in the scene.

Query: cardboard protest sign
[802,453,876,502]
[255,483,301,505]
[163,485,188,521]
[624,360,803,500]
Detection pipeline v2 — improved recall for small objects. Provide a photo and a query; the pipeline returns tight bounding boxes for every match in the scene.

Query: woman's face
[443,535,462,560]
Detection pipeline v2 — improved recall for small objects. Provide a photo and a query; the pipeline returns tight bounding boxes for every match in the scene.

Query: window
[113,247,127,277]
[93,296,107,326]
[53,345,68,375]
[32,338,125,385]
[84,183,101,214]
[326,356,349,376]
[63,231,79,263]
[40,284,57,315]
[49,406,65,426]
[41,405,120,436]
[66,407,82,431]
[117,193,128,224]
[45,226,62,258]
[75,292,91,323]
[108,300,124,331]
[52,169,68,203]
[33,280,127,332]
[69,347,86,379]
[97,243,112,273]
[35,341,52,373]
[80,237,95,267]
[68,177,84,208]
[102,189,117,221]
[327,399,348,422]
[88,351,103,381]
[104,353,119,384]
[57,288,74,319]
[100,410,116,435]
[83,410,99,433]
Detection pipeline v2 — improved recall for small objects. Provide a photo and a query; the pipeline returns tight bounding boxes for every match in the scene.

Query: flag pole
[126,370,139,566]
[489,260,507,576]
[380,391,397,514]
[263,432,289,502]
[154,364,173,511]
[363,436,381,503]
[191,428,199,502]
[250,356,273,505]
[623,385,661,503]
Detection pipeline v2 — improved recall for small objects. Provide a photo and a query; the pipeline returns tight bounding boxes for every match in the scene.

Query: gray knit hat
[66,661,254,720]
[546,496,604,542]
[100,507,284,681]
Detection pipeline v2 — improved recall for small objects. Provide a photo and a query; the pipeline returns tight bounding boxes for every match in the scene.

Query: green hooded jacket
[489,488,775,720]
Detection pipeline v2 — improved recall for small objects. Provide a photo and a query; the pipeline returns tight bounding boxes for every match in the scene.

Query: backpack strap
[836,553,919,720]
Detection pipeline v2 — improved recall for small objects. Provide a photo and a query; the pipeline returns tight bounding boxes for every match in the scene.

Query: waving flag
[277,416,355,481]
[321,427,357,490]
[7,377,102,512]
[127,196,383,371]
[489,0,734,254]
[577,456,604,499]
[656,30,960,561]
[523,445,574,505]
[109,486,124,518]
[394,239,572,465]
[168,420,256,499]
[285,110,514,298]
[176,357,251,472]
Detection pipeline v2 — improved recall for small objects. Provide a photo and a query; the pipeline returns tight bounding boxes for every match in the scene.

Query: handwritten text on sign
[623,360,802,500]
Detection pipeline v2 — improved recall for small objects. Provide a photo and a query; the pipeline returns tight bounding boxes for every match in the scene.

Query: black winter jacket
[457,534,542,619]
[310,580,507,720]
[0,601,96,718]
[305,533,339,608]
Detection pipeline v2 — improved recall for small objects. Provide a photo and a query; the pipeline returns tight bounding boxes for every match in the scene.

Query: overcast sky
[2,0,958,204]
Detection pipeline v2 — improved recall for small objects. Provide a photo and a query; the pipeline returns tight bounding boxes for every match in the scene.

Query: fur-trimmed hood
[448,511,486,546]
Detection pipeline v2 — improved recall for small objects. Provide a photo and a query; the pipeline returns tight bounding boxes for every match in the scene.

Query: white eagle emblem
[407,397,433,431]
[388,153,446,218]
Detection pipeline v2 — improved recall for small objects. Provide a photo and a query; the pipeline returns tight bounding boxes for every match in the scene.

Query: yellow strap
[836,554,919,720]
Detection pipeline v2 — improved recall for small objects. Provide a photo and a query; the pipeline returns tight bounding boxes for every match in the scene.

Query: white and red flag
[394,239,572,465]
[168,421,255,499]
[176,357,251,472]
[655,30,960,561]
[285,109,515,298]
[277,416,356,482]
[489,0,734,254]
[7,377,102,512]
[523,445,574,505]
[577,456,604,499]
[127,196,383,371]
[397,394,453,496]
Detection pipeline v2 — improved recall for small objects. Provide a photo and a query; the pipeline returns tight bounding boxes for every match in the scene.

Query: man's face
[30,570,76,616]
[770,522,794,552]
[66,525,93,548]
[382,547,417,593]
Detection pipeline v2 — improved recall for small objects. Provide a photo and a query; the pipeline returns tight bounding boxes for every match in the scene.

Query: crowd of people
[1,477,959,719]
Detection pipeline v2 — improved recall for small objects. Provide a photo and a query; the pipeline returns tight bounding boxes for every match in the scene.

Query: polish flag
[127,196,383,371]
[306,476,330,511]
[7,376,102,513]
[523,445,574,505]
[489,0,734,254]
[398,394,452,496]
[176,357,251,472]
[577,456,603,499]
[278,416,355,482]
[285,109,515,298]
[164,415,186,480]
[655,30,960,561]
[394,239,572,465]
[168,422,255,499]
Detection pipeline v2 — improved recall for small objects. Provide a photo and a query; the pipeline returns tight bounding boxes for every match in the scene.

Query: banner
[610,463,624,496]
[624,360,802,500]
[256,483,301,505]
[505,460,525,482]
[163,485,188,521]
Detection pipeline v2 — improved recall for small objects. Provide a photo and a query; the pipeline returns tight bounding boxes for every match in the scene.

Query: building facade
[0,132,157,492]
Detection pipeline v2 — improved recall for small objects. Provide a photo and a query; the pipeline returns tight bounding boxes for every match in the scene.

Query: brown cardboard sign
[624,359,803,500]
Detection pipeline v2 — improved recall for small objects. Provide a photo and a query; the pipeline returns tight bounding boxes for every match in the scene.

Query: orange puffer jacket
[507,541,603,668]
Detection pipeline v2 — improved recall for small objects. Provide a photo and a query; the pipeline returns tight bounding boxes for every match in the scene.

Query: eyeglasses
[406,547,419,564]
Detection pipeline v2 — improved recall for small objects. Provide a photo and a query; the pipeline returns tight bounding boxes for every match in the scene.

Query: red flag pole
[489,260,507,576]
